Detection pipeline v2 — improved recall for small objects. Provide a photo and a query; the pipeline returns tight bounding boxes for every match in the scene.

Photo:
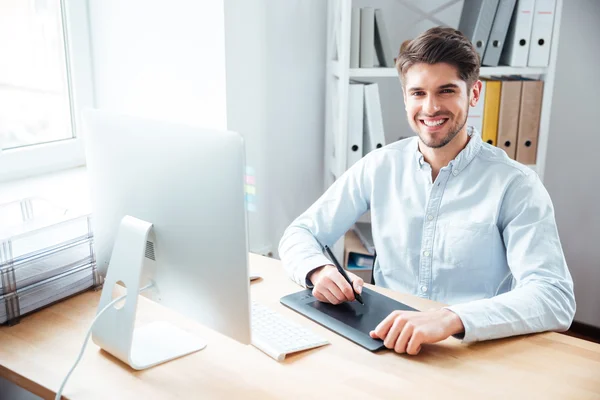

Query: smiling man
[278,27,575,355]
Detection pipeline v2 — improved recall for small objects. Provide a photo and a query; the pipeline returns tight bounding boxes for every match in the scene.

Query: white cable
[55,282,154,400]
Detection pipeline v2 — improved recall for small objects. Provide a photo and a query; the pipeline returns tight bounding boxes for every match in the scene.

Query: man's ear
[470,80,483,107]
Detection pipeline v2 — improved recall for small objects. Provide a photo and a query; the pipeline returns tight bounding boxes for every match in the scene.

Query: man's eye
[412,91,425,96]
[441,89,455,94]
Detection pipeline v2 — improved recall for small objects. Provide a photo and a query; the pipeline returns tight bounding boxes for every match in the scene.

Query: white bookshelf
[324,0,563,189]
[330,60,550,78]
[323,0,563,262]
[350,66,548,78]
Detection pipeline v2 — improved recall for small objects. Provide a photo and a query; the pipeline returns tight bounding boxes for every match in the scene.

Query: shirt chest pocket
[437,222,499,269]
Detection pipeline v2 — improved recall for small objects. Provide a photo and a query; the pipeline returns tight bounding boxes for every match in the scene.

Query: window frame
[0,0,94,182]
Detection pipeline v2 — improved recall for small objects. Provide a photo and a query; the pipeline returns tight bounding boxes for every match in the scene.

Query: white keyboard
[251,301,329,361]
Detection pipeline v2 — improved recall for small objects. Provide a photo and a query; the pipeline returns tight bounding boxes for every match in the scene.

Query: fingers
[321,288,340,305]
[394,322,414,354]
[367,309,444,355]
[325,283,347,304]
[383,317,406,349]
[312,282,346,304]
[406,330,424,355]
[370,311,399,339]
[312,288,327,303]
[328,272,355,302]
[379,318,420,355]
[312,269,363,304]
[348,272,364,294]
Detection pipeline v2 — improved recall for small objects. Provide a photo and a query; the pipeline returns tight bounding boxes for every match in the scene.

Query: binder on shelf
[363,83,385,154]
[516,79,543,164]
[482,0,517,66]
[527,0,556,67]
[467,80,486,135]
[352,222,375,255]
[374,9,394,68]
[347,82,364,169]
[359,7,375,68]
[350,7,360,68]
[497,78,522,159]
[500,0,535,67]
[343,230,373,284]
[458,0,500,60]
[348,253,374,269]
[481,78,502,146]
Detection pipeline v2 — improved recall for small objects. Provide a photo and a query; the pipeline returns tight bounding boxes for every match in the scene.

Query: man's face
[403,62,477,149]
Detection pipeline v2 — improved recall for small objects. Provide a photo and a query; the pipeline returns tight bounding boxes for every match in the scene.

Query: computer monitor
[82,109,251,369]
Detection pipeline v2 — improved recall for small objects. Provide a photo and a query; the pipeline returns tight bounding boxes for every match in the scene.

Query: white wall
[88,0,327,256]
[88,0,227,129]
[222,0,328,256]
[262,1,327,256]
[544,0,600,328]
[223,0,271,254]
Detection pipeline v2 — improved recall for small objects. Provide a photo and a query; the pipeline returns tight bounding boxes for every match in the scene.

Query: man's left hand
[369,309,464,355]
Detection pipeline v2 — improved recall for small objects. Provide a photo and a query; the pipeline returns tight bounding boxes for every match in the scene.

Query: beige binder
[497,79,522,159]
[516,80,544,164]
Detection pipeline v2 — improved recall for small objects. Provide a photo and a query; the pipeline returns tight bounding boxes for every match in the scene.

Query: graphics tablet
[280,287,418,351]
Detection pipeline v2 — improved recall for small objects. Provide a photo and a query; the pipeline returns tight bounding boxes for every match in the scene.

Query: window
[0,0,93,181]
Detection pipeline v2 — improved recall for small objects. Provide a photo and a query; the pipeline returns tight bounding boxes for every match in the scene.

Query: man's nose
[422,95,441,116]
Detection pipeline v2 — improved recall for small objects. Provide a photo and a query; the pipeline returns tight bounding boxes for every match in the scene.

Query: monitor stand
[91,216,206,370]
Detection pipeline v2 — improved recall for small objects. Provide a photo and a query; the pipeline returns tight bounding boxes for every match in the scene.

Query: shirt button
[427,214,434,221]
[423,251,430,257]
[452,170,459,176]
[421,285,428,293]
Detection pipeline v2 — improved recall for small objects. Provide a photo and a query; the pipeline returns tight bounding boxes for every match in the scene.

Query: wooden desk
[1,254,599,399]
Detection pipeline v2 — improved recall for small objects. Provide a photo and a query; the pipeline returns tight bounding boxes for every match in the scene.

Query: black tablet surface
[280,287,418,351]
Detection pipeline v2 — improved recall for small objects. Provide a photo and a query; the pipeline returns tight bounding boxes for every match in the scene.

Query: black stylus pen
[324,245,364,305]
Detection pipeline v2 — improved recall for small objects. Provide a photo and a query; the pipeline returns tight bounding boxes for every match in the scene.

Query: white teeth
[422,119,446,127]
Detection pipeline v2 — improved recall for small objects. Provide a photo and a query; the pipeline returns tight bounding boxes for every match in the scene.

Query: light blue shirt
[278,127,575,343]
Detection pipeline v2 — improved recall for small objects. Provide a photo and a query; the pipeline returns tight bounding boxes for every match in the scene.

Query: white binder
[482,0,517,66]
[467,80,486,136]
[363,83,385,154]
[527,0,557,67]
[347,83,364,169]
[458,0,500,60]
[350,8,360,68]
[374,9,394,67]
[359,7,375,68]
[500,0,535,67]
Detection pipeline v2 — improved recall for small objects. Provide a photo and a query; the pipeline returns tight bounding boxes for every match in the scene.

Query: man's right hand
[308,264,364,305]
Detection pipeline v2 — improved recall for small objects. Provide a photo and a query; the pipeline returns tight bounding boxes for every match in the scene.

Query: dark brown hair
[395,27,480,88]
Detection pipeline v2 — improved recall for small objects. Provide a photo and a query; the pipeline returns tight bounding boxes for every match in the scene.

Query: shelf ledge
[339,66,547,78]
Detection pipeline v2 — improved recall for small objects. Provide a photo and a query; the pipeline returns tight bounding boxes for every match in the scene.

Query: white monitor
[82,109,251,369]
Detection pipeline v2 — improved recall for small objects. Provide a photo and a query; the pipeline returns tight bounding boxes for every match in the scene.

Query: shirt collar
[413,138,425,168]
[413,125,482,174]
